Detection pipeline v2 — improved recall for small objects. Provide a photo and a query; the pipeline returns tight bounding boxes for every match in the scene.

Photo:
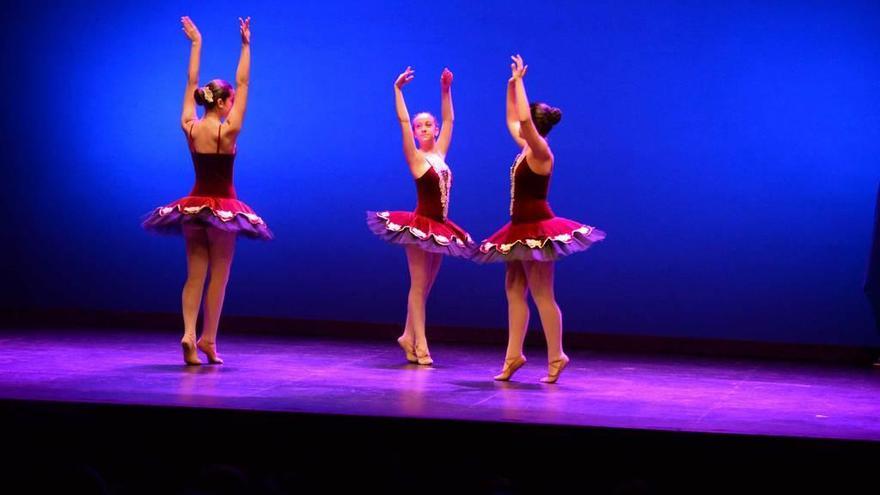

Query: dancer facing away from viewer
[476,55,605,383]
[143,16,272,365]
[367,66,475,365]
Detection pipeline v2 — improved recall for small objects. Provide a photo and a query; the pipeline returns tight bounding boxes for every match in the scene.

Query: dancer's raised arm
[506,76,527,149]
[436,68,455,156]
[394,66,421,174]
[180,16,202,131]
[225,17,251,135]
[510,54,553,171]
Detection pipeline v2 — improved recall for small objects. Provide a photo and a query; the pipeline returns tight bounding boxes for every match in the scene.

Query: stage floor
[1,328,878,443]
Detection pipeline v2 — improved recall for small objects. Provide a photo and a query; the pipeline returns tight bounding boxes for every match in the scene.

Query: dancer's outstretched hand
[239,16,251,45]
[395,66,415,89]
[181,16,201,43]
[510,54,528,80]
[440,68,453,90]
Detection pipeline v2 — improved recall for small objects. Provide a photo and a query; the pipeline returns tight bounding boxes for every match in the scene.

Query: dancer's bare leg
[523,260,569,383]
[494,261,530,381]
[181,224,209,365]
[198,228,236,364]
[404,245,434,365]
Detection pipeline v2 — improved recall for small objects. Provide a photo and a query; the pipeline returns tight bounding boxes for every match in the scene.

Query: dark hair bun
[530,102,563,136]
[548,107,562,125]
[193,87,208,107]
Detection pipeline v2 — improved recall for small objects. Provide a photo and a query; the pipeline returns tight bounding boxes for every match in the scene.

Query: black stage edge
[2,398,877,494]
[2,308,877,365]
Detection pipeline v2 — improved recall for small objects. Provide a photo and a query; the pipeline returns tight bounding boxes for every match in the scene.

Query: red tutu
[143,196,273,240]
[367,210,474,258]
[475,216,605,262]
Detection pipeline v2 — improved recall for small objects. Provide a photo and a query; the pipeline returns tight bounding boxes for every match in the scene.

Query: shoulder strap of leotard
[216,124,222,154]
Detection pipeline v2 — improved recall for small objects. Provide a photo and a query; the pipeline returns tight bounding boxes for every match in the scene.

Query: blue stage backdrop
[2,1,879,346]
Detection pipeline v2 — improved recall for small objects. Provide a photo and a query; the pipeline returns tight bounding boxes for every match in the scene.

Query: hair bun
[549,107,563,125]
[193,87,207,106]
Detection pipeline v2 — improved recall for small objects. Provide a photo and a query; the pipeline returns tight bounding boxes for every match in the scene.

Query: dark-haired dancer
[367,67,475,365]
[476,55,605,383]
[143,16,271,365]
